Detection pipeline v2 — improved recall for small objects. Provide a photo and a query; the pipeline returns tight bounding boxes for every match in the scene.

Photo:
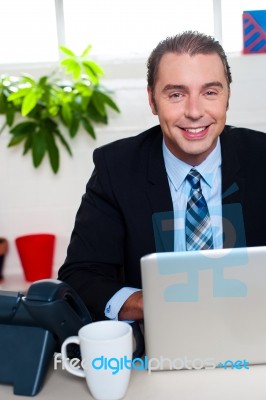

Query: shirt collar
[162,138,221,191]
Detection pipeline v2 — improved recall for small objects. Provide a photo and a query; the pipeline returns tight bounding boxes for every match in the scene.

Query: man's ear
[147,86,158,115]
[226,89,231,111]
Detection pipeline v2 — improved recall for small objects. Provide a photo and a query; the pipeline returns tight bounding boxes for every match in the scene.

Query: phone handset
[22,279,92,347]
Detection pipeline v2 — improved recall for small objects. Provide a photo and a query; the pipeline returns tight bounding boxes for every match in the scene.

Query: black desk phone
[0,279,92,396]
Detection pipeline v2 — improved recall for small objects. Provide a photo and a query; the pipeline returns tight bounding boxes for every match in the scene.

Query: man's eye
[206,90,217,96]
[170,93,182,99]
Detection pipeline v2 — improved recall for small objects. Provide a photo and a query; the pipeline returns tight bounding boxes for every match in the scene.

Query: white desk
[2,361,266,400]
[0,274,30,291]
[2,276,266,399]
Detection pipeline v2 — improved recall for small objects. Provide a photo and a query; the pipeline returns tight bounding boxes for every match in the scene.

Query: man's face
[148,52,230,165]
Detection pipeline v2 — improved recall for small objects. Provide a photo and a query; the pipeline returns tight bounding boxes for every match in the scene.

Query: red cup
[15,234,55,282]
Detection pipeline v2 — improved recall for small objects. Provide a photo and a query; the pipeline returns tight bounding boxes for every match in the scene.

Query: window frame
[0,0,264,75]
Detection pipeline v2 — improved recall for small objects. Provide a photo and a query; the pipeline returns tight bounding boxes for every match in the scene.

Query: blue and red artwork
[243,10,266,54]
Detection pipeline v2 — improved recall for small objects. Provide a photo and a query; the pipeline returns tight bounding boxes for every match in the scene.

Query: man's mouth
[180,125,209,139]
[185,126,207,133]
[183,126,207,134]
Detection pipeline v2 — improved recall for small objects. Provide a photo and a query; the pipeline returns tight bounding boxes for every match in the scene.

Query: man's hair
[147,31,232,92]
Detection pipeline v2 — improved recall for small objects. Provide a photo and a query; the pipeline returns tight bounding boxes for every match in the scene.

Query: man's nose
[184,96,204,120]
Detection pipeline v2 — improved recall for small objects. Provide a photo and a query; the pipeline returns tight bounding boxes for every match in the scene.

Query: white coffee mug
[61,321,133,400]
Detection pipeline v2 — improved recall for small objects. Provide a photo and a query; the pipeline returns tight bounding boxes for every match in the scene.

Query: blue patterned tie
[185,168,214,250]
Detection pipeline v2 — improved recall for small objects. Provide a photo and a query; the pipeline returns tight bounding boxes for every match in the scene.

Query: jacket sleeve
[58,147,127,321]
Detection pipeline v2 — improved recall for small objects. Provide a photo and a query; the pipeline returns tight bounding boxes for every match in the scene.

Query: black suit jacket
[58,125,266,320]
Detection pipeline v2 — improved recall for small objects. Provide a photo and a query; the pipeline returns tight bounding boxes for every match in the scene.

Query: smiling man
[148,52,229,166]
[59,31,266,322]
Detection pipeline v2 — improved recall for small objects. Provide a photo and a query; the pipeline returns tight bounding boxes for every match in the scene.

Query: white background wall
[0,53,265,279]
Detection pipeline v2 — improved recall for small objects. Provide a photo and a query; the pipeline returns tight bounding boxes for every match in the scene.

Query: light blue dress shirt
[163,138,223,251]
[105,138,222,320]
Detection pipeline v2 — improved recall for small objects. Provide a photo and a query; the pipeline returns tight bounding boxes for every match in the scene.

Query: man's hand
[118,290,143,321]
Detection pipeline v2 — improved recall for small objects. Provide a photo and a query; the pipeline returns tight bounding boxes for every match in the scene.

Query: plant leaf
[10,121,38,135]
[0,122,6,134]
[87,103,108,124]
[21,74,36,85]
[48,105,59,117]
[60,59,75,67]
[32,128,47,167]
[82,64,99,85]
[8,88,31,101]
[91,92,106,116]
[96,90,120,112]
[81,117,96,139]
[22,91,38,116]
[75,82,92,97]
[46,131,59,173]
[69,115,79,138]
[38,76,48,86]
[60,58,78,71]
[61,103,72,126]
[83,60,104,77]
[59,45,76,57]
[54,129,72,156]
[81,44,92,57]
[61,59,82,80]
[80,95,90,111]
[8,134,27,147]
[6,107,15,126]
[0,92,6,113]
[72,64,82,80]
[23,134,33,155]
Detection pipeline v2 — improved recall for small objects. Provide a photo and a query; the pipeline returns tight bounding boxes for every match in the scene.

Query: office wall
[0,54,265,278]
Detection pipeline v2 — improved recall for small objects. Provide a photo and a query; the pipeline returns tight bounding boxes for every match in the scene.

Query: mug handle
[61,336,85,378]
[130,321,145,359]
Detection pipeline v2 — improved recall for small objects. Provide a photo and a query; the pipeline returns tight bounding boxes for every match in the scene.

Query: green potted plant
[0,45,120,173]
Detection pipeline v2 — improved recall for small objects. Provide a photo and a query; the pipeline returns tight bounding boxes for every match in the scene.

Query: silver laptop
[141,246,266,371]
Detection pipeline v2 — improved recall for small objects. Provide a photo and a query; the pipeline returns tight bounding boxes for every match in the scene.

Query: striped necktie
[185,168,214,251]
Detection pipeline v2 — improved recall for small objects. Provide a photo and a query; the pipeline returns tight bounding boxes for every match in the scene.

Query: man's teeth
[184,127,206,133]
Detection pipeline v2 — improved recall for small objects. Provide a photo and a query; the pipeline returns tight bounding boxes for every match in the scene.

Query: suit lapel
[145,128,174,252]
[220,129,246,248]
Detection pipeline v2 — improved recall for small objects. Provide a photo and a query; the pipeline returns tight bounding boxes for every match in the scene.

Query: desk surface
[1,276,266,399]
[0,274,30,291]
[2,361,266,400]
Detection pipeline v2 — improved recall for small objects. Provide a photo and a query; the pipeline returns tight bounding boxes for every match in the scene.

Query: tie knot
[186,168,201,189]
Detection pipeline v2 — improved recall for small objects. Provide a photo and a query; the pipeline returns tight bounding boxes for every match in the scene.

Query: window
[63,0,214,59]
[0,0,58,64]
[0,0,266,65]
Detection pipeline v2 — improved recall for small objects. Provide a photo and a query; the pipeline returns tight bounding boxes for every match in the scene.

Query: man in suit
[58,31,266,322]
